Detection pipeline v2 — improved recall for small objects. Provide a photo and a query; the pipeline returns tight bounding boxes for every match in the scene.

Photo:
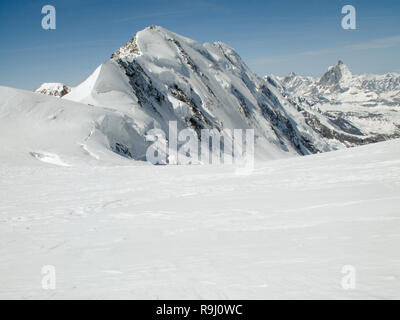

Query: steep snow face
[35,83,71,98]
[63,26,338,161]
[268,61,400,148]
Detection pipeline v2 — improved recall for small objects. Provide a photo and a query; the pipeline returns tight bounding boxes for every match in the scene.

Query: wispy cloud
[250,35,400,65]
[250,55,294,64]
[300,35,400,55]
[0,39,117,54]
[114,10,190,23]
[347,35,400,50]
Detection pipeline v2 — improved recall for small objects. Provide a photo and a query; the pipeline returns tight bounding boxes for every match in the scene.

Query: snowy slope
[0,86,158,165]
[268,61,400,147]
[1,138,399,299]
[0,84,299,165]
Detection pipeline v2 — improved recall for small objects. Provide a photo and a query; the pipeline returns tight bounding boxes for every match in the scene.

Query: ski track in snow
[1,139,400,299]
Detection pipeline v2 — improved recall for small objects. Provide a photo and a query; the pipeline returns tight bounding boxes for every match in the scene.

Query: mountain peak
[111,25,193,60]
[319,60,352,87]
[59,26,333,159]
[145,25,165,31]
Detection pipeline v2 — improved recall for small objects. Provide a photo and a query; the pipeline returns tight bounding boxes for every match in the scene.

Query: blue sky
[0,0,399,90]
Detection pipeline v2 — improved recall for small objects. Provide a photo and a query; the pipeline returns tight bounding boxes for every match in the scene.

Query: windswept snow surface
[1,138,400,299]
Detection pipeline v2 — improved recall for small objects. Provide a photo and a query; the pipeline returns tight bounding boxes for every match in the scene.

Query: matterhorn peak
[318,60,352,87]
[282,71,297,83]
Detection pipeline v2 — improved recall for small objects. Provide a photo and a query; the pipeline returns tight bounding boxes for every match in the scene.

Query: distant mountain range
[266,60,400,147]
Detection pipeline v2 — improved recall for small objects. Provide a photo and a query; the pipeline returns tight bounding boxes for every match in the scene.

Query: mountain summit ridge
[58,25,336,160]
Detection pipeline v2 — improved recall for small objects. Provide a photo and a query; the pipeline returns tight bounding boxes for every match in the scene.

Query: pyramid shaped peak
[319,60,352,87]
[111,26,181,59]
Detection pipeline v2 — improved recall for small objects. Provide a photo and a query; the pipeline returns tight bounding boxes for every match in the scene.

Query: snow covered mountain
[5,25,343,166]
[58,26,339,160]
[267,61,400,147]
[35,83,71,98]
